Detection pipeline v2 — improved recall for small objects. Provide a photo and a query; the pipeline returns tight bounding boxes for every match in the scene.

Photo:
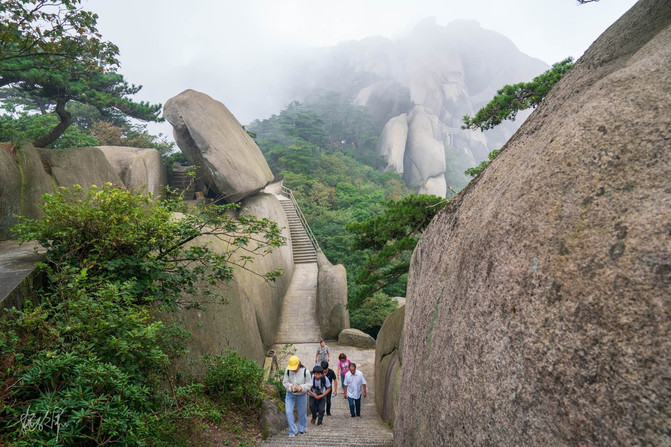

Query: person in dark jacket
[308,365,331,425]
[321,361,337,415]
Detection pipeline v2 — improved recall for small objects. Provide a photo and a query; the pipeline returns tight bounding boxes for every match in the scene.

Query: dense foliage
[0,0,161,147]
[0,185,284,445]
[462,57,573,131]
[248,93,413,334]
[346,194,448,309]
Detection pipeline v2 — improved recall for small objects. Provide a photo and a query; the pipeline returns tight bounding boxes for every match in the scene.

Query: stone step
[260,342,394,446]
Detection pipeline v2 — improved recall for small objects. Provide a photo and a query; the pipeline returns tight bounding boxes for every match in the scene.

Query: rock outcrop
[0,143,54,239]
[375,305,404,425]
[38,146,122,189]
[395,1,671,445]
[316,252,349,339]
[173,193,294,370]
[164,89,274,203]
[98,146,167,196]
[338,329,376,349]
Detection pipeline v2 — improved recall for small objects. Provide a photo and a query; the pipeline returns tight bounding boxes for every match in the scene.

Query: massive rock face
[395,1,671,445]
[164,89,274,203]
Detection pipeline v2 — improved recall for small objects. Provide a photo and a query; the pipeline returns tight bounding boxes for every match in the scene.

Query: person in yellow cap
[282,355,312,437]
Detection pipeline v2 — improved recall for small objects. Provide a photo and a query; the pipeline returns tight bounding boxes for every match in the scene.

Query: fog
[86,0,638,138]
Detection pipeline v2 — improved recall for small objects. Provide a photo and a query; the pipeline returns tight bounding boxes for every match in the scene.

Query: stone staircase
[168,165,196,199]
[279,198,318,264]
[259,341,394,447]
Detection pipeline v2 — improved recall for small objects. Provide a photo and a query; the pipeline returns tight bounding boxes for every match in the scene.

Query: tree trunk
[32,99,71,148]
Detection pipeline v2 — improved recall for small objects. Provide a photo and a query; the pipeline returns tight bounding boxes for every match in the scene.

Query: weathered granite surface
[339,328,376,349]
[164,90,274,203]
[375,305,404,424]
[98,146,167,197]
[316,252,349,340]
[395,0,671,445]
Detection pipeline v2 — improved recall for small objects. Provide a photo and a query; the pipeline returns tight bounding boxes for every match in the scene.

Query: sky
[86,0,639,137]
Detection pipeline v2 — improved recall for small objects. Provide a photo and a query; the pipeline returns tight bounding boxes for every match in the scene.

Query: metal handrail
[280,185,322,253]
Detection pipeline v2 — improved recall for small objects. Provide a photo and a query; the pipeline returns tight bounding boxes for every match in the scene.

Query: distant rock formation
[395,0,671,445]
[285,19,547,196]
[164,89,274,203]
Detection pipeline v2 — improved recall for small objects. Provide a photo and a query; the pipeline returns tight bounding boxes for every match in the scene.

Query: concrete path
[274,263,321,344]
[259,265,394,446]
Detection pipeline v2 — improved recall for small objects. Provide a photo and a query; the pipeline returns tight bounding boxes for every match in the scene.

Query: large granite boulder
[375,305,404,424]
[98,146,167,196]
[0,143,54,239]
[173,193,294,372]
[316,252,349,339]
[163,90,274,203]
[395,1,671,445]
[238,193,294,347]
[38,146,122,189]
[338,329,375,349]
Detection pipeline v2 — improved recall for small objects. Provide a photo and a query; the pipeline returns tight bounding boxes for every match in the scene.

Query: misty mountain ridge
[255,17,549,195]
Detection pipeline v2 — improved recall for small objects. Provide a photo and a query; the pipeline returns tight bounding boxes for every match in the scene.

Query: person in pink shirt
[336,352,351,387]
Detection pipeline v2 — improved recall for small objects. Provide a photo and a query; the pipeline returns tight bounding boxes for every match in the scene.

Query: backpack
[312,375,327,395]
[285,367,310,385]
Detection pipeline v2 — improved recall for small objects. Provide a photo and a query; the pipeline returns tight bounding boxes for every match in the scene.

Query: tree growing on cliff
[462,57,573,131]
[347,194,447,309]
[0,0,161,147]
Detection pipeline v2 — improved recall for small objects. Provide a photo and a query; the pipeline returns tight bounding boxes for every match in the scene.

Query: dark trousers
[325,392,332,415]
[309,395,326,424]
[348,396,361,417]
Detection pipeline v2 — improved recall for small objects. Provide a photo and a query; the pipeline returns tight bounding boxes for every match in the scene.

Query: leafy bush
[1,184,285,445]
[349,292,398,338]
[204,352,265,409]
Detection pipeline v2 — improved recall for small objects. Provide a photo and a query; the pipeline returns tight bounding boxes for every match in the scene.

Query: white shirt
[344,370,366,399]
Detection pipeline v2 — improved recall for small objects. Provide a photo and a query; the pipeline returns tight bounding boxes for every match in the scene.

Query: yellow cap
[287,356,300,370]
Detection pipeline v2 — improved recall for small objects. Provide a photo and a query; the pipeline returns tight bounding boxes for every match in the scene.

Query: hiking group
[282,341,367,437]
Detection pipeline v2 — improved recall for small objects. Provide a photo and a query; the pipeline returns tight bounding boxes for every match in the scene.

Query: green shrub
[1,184,285,445]
[204,352,264,409]
[349,291,398,338]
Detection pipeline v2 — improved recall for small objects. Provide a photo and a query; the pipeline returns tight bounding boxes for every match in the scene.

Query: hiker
[282,355,312,437]
[308,365,331,426]
[321,360,337,414]
[336,352,351,385]
[315,339,330,366]
[343,362,367,417]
